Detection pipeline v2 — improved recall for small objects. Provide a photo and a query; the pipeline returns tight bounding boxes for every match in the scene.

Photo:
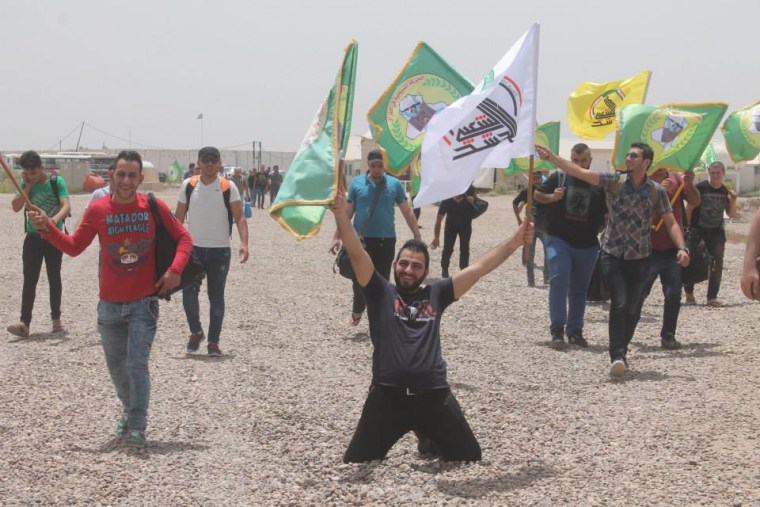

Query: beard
[393,271,425,293]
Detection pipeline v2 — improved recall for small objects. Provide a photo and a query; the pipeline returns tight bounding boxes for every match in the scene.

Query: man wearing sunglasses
[331,188,532,462]
[176,146,249,357]
[535,143,689,378]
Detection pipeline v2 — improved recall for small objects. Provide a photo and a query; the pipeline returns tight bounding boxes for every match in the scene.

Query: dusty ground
[1,189,759,506]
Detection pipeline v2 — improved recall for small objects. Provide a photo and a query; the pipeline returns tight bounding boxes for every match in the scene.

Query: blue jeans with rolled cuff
[182,246,231,344]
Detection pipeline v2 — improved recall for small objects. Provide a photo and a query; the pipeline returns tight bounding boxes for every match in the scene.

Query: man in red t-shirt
[634,167,700,349]
[29,150,193,449]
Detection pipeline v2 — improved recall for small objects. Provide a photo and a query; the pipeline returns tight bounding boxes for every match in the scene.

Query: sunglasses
[625,152,641,159]
[201,156,220,164]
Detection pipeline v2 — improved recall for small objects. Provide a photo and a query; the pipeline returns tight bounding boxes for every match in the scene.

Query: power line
[83,122,168,150]
[45,122,84,152]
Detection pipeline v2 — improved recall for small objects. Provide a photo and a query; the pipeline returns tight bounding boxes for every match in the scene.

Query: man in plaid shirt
[535,142,690,377]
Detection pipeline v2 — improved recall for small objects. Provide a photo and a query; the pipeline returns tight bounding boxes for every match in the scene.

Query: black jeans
[441,220,472,274]
[351,237,396,314]
[343,385,481,463]
[21,233,63,326]
[683,226,725,300]
[600,252,650,361]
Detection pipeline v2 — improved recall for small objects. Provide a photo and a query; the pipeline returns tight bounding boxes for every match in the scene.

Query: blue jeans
[600,252,650,361]
[637,248,682,339]
[525,231,549,286]
[97,297,159,433]
[546,236,599,336]
[183,246,231,343]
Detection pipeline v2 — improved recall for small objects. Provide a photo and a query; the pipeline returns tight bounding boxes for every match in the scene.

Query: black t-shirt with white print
[363,271,456,389]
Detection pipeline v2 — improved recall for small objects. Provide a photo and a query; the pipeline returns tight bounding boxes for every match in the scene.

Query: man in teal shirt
[329,150,421,326]
[7,151,71,337]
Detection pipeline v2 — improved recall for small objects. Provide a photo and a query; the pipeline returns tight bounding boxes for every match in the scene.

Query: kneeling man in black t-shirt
[332,190,533,463]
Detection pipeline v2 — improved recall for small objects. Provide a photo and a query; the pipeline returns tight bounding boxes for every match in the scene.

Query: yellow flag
[567,70,651,140]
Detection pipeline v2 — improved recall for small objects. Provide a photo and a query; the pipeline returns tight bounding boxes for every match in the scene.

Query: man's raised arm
[535,145,601,186]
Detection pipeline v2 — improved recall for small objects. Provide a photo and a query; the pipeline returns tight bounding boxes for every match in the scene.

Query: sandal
[52,319,64,332]
[350,312,363,326]
[7,323,29,338]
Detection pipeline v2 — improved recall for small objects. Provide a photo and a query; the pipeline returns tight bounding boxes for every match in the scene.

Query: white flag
[414,23,539,207]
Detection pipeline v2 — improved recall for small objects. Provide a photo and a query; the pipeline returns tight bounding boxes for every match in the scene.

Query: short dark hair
[19,150,43,170]
[115,150,143,172]
[396,239,430,269]
[630,142,654,162]
[189,163,195,169]
[571,143,590,154]
[709,161,725,172]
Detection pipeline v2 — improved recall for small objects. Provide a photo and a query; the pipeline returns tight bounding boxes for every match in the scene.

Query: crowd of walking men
[5,141,756,461]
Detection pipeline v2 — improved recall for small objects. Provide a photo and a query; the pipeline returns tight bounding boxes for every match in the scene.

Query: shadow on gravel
[179,354,235,362]
[436,463,558,499]
[607,370,696,383]
[449,382,478,392]
[8,330,70,345]
[347,332,370,343]
[633,342,724,359]
[71,439,210,457]
[340,461,381,483]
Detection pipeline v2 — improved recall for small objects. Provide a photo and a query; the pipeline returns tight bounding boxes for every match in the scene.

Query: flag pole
[654,178,686,232]
[523,155,535,263]
[0,154,34,209]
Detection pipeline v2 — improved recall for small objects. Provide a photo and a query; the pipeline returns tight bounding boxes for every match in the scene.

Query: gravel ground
[1,189,759,506]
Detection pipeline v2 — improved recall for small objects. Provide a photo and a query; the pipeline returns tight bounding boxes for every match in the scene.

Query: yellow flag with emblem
[567,70,651,140]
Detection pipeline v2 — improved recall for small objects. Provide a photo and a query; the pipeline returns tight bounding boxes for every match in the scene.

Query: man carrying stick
[332,187,532,462]
[6,151,70,338]
[27,150,193,448]
[535,143,689,377]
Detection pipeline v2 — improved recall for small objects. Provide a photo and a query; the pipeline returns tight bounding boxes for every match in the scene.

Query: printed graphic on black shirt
[565,185,592,222]
[394,296,436,323]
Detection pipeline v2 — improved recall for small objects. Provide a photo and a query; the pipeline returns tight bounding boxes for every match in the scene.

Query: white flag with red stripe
[414,23,539,207]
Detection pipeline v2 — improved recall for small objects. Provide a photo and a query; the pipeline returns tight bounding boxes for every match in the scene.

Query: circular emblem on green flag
[643,109,702,162]
[387,74,463,152]
[739,104,760,150]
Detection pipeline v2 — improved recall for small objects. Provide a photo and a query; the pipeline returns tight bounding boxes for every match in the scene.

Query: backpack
[184,175,233,236]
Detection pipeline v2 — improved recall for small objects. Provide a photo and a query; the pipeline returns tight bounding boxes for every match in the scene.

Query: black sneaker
[567,332,588,348]
[661,333,682,350]
[550,326,564,348]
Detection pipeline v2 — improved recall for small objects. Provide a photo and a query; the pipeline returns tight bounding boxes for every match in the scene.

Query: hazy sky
[3,0,758,153]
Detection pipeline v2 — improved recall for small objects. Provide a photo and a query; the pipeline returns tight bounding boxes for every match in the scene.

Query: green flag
[367,42,473,176]
[722,101,760,163]
[503,121,560,176]
[167,160,183,183]
[696,143,717,173]
[612,102,727,173]
[269,41,357,239]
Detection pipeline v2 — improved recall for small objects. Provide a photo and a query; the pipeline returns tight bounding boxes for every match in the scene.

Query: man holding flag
[535,143,689,377]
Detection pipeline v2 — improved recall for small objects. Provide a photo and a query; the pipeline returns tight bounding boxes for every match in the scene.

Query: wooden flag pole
[0,154,34,209]
[653,179,686,232]
[523,156,535,263]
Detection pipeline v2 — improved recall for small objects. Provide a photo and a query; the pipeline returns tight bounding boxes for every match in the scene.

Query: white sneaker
[610,358,627,378]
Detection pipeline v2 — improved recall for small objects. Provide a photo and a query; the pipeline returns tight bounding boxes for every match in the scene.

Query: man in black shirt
[534,144,607,347]
[431,185,477,278]
[332,189,532,463]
